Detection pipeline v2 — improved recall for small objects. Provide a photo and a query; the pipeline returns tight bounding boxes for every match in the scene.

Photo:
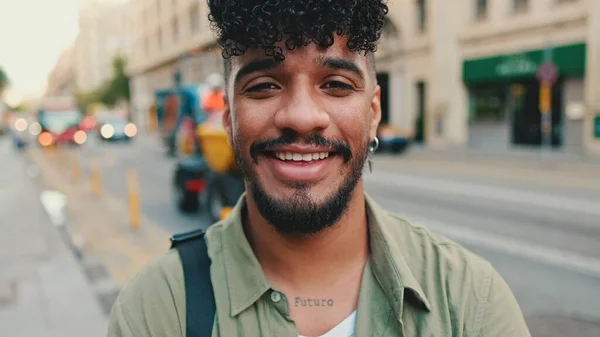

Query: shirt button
[270,291,282,303]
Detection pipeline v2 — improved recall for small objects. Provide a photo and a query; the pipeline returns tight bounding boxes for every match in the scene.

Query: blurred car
[11,117,29,150]
[98,118,137,142]
[79,116,98,132]
[37,97,87,147]
[376,124,411,154]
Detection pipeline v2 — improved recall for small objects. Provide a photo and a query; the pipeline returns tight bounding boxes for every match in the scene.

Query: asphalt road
[74,133,600,335]
[76,133,211,234]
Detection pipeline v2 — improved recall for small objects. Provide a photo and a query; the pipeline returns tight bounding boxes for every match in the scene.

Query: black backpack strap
[170,229,216,337]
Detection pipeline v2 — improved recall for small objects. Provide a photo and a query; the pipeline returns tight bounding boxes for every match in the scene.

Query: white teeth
[275,152,331,161]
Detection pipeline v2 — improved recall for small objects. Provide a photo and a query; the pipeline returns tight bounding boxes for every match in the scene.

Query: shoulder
[382,211,499,315]
[384,211,494,278]
[108,249,186,336]
[384,212,529,334]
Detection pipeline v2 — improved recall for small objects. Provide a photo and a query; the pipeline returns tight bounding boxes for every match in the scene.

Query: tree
[74,55,131,114]
[0,67,9,97]
[100,56,130,106]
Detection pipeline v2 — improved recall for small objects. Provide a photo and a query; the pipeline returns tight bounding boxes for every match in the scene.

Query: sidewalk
[375,145,600,191]
[398,144,600,168]
[25,141,171,296]
[0,139,107,337]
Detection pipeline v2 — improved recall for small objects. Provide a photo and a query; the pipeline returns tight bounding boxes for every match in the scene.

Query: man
[108,1,532,336]
[201,72,226,115]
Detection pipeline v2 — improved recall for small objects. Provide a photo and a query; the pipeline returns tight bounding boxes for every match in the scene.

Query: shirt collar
[217,196,272,317]
[217,192,431,317]
[364,193,432,315]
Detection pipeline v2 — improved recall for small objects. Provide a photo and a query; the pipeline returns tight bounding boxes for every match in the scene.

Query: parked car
[376,124,411,154]
[97,117,138,142]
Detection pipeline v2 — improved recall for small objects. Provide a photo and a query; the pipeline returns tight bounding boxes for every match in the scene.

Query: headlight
[14,118,28,132]
[74,130,87,144]
[39,132,53,147]
[29,122,42,136]
[101,124,114,139]
[124,123,137,137]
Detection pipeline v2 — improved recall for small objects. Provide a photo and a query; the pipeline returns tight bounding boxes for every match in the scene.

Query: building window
[190,5,200,34]
[416,0,426,33]
[475,0,487,20]
[513,0,529,13]
[172,17,179,42]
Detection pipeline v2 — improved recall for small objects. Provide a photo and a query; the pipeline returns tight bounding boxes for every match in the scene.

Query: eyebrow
[233,58,280,85]
[319,57,364,81]
[233,56,365,85]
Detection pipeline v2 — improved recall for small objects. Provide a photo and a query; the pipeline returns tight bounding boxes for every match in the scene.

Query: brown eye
[246,83,280,92]
[322,81,354,91]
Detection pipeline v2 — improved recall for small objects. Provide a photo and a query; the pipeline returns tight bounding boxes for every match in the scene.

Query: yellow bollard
[90,159,102,197]
[220,207,233,220]
[58,146,70,171]
[71,152,81,181]
[48,144,58,160]
[127,170,141,230]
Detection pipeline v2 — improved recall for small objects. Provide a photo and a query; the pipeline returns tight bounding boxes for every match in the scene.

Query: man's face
[223,36,382,234]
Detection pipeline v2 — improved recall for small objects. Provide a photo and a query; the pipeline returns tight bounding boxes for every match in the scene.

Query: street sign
[594,114,600,139]
[537,61,558,84]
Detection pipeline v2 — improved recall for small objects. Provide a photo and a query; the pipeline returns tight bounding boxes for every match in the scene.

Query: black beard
[233,131,369,235]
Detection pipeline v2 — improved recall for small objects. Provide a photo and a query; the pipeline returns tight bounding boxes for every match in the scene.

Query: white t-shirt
[298,310,357,337]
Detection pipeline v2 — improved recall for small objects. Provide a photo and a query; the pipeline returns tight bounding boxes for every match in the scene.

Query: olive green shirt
[107,193,531,336]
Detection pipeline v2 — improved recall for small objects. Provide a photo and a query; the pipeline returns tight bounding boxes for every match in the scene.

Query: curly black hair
[207,0,389,62]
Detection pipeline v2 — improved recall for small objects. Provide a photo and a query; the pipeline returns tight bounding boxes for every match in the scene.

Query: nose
[273,83,330,135]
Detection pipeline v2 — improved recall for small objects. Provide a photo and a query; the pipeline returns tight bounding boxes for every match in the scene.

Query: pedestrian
[107,1,532,336]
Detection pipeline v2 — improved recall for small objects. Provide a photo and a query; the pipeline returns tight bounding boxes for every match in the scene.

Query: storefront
[463,43,587,150]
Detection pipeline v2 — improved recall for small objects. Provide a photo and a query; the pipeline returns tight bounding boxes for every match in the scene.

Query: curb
[26,146,171,315]
[373,154,600,191]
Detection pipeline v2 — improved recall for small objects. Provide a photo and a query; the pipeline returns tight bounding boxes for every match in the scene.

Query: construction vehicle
[167,74,245,222]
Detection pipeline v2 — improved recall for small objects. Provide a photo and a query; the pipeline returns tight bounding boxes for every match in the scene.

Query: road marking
[400,213,600,279]
[364,172,600,217]
[40,190,68,227]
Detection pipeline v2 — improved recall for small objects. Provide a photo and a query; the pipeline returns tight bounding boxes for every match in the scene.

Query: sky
[0,0,126,105]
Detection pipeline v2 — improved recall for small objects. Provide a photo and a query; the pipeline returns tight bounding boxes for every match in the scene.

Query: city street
[14,132,600,336]
[76,134,212,234]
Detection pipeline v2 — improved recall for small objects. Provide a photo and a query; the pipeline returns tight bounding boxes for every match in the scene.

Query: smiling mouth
[263,151,335,162]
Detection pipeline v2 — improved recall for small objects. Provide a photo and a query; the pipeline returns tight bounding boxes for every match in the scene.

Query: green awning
[463,43,586,84]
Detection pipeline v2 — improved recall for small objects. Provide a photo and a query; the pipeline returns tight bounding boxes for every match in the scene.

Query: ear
[369,85,382,141]
[222,95,233,145]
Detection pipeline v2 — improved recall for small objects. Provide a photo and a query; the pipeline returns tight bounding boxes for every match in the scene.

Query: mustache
[250,132,353,163]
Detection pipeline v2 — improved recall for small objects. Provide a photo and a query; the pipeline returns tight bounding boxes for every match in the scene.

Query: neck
[244,182,370,290]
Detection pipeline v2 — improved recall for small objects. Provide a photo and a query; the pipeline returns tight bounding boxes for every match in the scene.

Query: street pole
[538,42,557,152]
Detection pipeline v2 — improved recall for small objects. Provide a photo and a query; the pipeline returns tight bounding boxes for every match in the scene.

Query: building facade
[128,0,600,154]
[45,45,77,97]
[376,0,600,155]
[74,0,134,93]
[127,0,223,128]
